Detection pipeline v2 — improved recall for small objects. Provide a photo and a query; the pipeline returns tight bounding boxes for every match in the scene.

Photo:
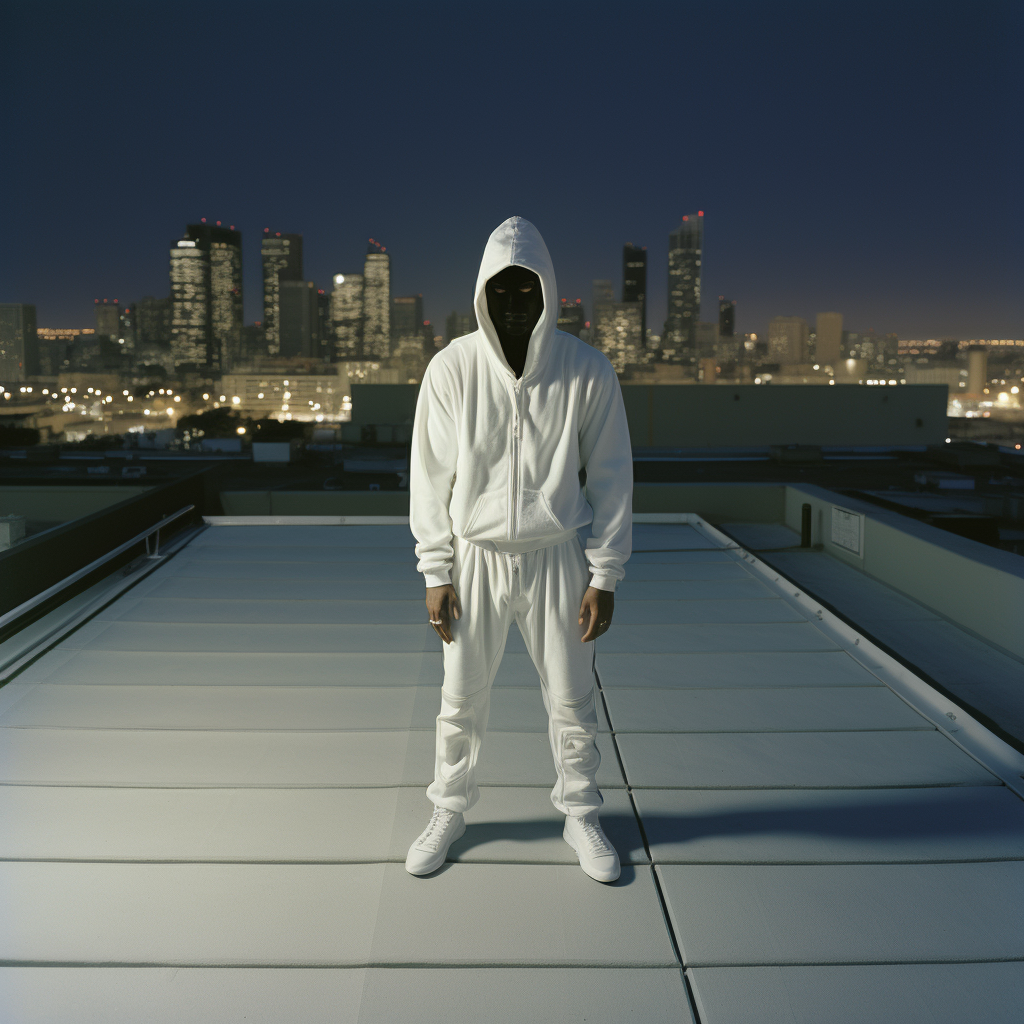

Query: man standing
[406,216,632,883]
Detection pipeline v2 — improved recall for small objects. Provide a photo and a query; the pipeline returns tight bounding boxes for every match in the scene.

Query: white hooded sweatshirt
[410,216,633,592]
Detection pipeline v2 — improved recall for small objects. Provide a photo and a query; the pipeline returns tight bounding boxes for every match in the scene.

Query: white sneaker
[405,806,466,876]
[563,812,620,883]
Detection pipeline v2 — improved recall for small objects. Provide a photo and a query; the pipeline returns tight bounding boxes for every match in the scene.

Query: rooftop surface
[2,519,1023,1022]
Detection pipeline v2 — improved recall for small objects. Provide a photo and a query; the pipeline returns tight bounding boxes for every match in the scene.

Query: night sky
[3,1,1021,340]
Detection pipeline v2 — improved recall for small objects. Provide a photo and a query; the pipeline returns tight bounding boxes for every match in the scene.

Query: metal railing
[0,505,194,634]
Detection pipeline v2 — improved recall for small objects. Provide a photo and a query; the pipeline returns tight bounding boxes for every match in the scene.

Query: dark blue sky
[3,1,1021,339]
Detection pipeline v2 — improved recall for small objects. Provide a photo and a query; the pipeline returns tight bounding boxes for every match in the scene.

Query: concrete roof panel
[194,524,414,548]
[615,731,998,788]
[369,863,677,966]
[0,966,694,1024]
[596,652,884,689]
[0,728,625,788]
[688,963,1024,1024]
[587,622,839,654]
[604,686,932,733]
[659,862,1024,965]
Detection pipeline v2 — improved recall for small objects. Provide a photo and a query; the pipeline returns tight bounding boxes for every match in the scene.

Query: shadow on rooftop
[453,795,1022,856]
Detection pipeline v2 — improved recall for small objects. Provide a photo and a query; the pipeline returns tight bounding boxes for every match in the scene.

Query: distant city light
[335,274,345,284]
[231,396,240,405]
[203,393,210,400]
[236,426,246,435]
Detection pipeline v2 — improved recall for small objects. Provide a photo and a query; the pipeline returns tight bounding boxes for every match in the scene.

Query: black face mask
[485,265,544,344]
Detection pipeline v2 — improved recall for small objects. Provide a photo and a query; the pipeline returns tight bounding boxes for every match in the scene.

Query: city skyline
[17,211,1022,349]
[2,4,1021,340]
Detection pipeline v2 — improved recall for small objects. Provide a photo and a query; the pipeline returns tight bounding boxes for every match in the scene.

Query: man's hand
[426,584,462,645]
[579,585,614,643]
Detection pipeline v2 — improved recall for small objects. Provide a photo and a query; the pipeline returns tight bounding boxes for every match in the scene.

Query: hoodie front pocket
[460,488,507,539]
[518,488,563,537]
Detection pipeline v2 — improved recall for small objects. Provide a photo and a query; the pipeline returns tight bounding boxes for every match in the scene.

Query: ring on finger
[429,619,442,625]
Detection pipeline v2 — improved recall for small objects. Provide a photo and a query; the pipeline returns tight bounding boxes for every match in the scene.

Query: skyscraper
[391,295,423,340]
[0,304,38,381]
[279,280,319,358]
[392,295,427,359]
[592,299,643,372]
[718,296,736,337]
[135,295,172,347]
[815,312,843,366]
[316,289,332,362]
[169,222,242,370]
[695,321,719,358]
[768,316,809,364]
[592,279,615,307]
[363,242,391,359]
[183,222,243,370]
[622,245,647,340]
[262,231,303,356]
[117,303,136,353]
[557,299,586,337]
[95,298,121,337]
[331,273,364,360]
[169,237,211,368]
[665,212,703,353]
[206,229,243,370]
[445,310,476,344]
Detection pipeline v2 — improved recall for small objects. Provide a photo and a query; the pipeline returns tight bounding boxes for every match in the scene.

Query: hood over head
[473,216,558,382]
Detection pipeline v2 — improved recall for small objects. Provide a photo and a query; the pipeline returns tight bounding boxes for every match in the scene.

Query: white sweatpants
[426,533,604,817]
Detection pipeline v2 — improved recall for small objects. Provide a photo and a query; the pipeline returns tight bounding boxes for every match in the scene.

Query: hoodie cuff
[424,570,452,589]
[588,573,618,593]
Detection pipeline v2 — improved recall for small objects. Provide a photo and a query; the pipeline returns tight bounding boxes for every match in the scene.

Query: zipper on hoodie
[509,377,523,543]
